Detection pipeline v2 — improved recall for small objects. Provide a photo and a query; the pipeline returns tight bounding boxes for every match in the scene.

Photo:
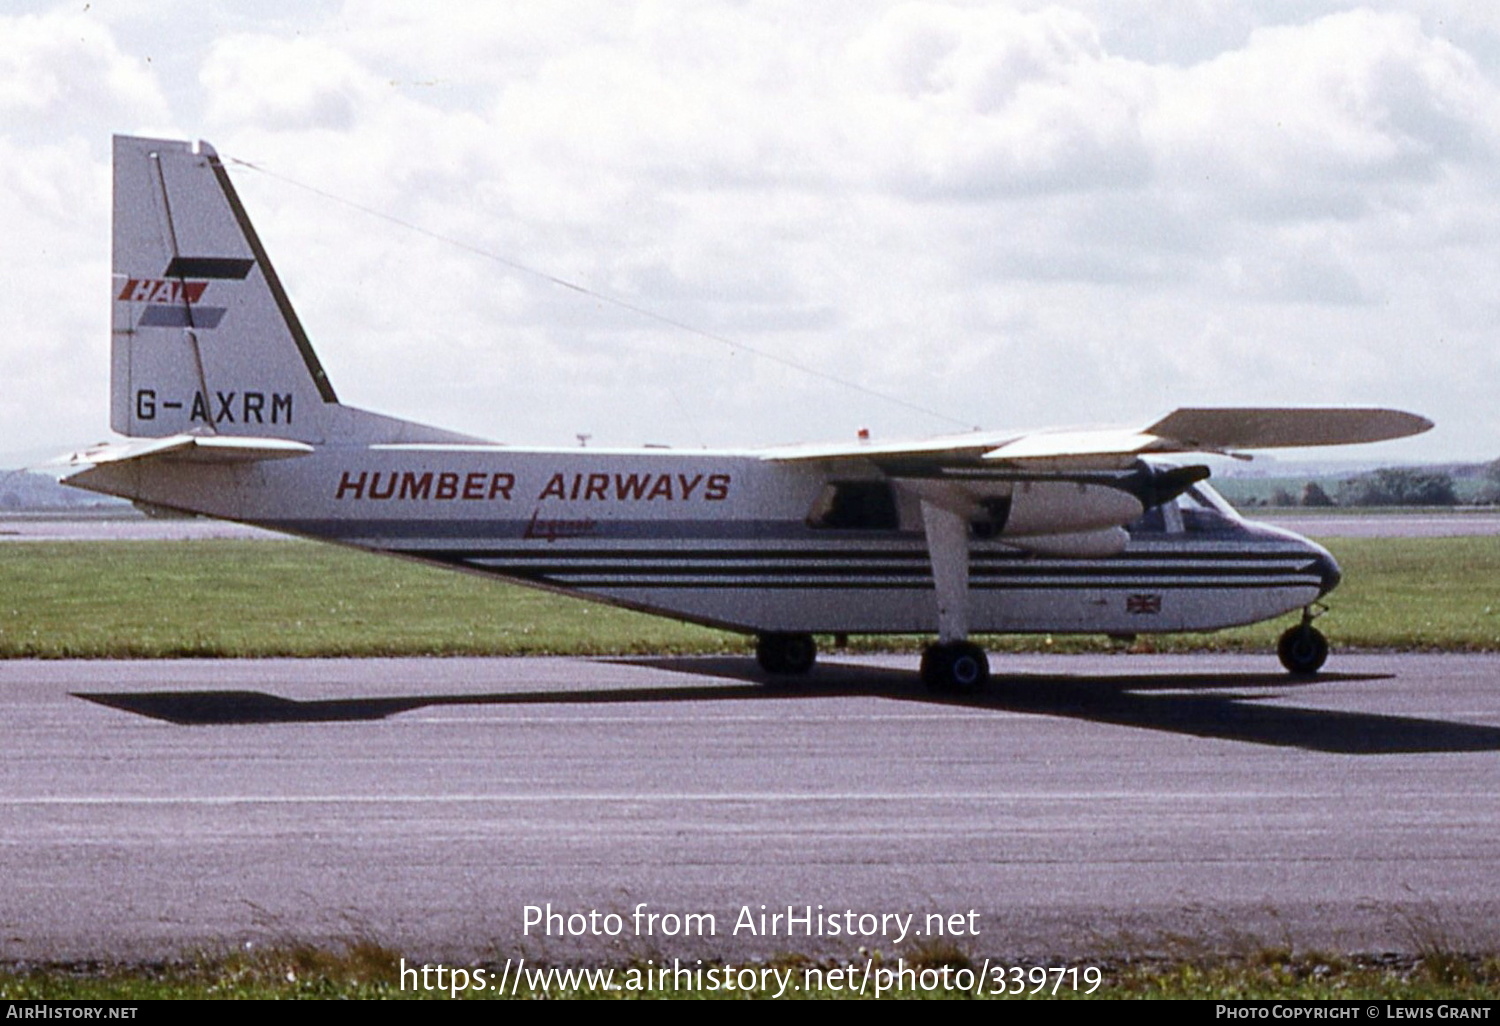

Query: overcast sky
[4,1,1498,465]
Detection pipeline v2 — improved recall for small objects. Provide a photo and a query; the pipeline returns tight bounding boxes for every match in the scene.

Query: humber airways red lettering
[335,471,516,501]
[536,472,732,502]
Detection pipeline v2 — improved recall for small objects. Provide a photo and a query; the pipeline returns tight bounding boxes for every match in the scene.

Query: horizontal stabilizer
[65,434,314,468]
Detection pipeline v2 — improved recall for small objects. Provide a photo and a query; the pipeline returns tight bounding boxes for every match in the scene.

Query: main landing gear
[1277,606,1329,675]
[755,632,817,676]
[920,640,991,693]
[753,632,993,692]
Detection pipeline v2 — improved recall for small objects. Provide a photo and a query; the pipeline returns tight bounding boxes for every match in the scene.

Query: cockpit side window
[1179,485,1241,534]
[1163,499,1184,534]
[1127,505,1167,534]
[1131,486,1240,537]
[1128,501,1185,535]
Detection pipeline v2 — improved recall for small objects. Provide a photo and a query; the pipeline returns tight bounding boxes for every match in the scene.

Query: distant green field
[0,536,1496,658]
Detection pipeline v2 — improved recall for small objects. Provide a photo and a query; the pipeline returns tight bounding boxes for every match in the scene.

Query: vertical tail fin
[111,135,478,445]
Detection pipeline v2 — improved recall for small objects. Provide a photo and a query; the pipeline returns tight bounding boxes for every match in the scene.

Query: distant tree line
[1335,468,1457,506]
[1302,482,1335,507]
[1485,458,1500,504]
[1258,466,1473,508]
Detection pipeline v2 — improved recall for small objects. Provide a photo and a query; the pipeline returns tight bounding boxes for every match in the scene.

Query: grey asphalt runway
[1254,512,1500,537]
[2,652,1499,965]
[0,512,278,541]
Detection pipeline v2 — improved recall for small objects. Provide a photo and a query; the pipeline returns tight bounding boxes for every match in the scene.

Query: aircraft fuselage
[72,445,1337,637]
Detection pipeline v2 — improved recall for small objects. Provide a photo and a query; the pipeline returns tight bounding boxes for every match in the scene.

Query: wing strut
[919,499,970,645]
[915,498,991,691]
[902,483,993,692]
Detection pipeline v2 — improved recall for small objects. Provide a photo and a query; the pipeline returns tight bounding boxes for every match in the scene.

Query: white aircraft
[65,135,1433,690]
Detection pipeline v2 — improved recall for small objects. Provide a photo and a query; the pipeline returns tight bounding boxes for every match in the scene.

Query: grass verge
[3,942,1498,999]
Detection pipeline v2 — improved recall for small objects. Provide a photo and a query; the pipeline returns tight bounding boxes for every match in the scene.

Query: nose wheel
[921,641,991,692]
[1277,618,1329,676]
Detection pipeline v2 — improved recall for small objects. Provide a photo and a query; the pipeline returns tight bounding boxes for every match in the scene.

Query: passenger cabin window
[807,481,901,530]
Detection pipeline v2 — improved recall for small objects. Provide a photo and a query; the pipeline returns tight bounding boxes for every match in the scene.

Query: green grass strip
[1,942,1497,999]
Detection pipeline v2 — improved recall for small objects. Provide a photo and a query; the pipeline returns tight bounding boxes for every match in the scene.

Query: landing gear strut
[908,492,993,692]
[756,632,817,675]
[1277,607,1329,675]
[920,640,990,693]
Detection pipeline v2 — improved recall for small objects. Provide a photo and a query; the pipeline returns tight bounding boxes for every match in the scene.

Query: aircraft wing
[763,407,1433,468]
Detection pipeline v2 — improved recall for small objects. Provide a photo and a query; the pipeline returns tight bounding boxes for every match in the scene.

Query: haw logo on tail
[117,279,208,305]
[115,257,254,331]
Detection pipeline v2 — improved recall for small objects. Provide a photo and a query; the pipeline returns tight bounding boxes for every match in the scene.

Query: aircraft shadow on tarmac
[72,657,1500,756]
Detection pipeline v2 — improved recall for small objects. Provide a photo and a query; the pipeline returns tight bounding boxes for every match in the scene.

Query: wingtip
[1375,409,1435,441]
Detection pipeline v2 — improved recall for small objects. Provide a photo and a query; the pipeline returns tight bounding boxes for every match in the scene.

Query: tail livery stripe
[164,256,254,279]
[138,307,227,329]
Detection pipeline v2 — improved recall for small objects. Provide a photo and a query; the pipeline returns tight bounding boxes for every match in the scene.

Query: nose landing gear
[1277,606,1329,675]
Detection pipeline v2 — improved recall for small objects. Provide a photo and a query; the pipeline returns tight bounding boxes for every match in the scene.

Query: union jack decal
[1126,593,1163,615]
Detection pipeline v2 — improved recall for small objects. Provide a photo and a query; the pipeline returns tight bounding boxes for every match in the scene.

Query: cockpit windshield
[1129,481,1244,536]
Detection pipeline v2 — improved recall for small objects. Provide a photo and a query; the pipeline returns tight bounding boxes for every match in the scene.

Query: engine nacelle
[987,480,1143,538]
[1003,526,1130,558]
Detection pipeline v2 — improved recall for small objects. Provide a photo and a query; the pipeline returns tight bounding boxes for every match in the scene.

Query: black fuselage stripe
[394,552,1314,578]
[491,575,1320,591]
[387,547,1315,564]
[398,553,1320,588]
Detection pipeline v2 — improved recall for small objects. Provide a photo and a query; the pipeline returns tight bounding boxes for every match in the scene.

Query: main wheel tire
[920,641,990,692]
[1277,625,1329,675]
[919,643,951,690]
[947,642,990,691]
[756,632,817,675]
